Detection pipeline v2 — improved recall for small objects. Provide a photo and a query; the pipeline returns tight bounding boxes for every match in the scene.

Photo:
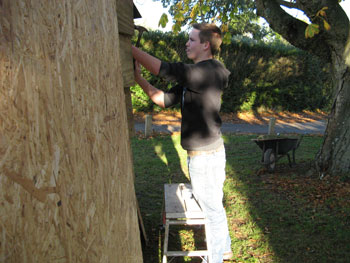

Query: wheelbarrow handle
[295,135,304,149]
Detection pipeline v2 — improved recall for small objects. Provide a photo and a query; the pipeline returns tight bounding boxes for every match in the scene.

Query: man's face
[186,28,206,62]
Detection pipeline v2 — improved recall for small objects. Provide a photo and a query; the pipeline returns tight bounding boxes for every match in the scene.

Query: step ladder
[162,183,212,263]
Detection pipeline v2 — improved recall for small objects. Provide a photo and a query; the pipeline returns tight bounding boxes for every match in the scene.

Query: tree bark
[256,0,350,175]
[317,61,350,175]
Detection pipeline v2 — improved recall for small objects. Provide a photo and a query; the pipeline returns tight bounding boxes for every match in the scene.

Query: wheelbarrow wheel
[264,148,276,173]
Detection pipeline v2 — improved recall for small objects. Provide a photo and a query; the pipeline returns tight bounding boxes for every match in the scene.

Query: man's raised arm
[132,46,161,76]
[133,61,165,108]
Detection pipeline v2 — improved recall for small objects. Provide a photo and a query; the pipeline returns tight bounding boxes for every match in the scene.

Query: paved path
[135,119,326,135]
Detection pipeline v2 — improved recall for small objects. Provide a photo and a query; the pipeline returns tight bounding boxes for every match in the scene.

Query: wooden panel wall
[117,0,136,136]
[0,0,142,262]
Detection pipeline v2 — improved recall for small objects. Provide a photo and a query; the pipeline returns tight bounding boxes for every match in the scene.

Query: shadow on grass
[132,134,192,263]
[132,134,350,263]
[223,134,350,263]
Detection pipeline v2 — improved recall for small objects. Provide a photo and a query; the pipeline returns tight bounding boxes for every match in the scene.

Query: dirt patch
[133,110,328,126]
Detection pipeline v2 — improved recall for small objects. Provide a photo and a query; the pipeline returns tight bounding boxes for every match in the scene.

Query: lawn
[131,133,350,263]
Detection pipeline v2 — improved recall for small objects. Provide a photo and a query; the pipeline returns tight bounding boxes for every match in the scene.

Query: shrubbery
[132,30,332,113]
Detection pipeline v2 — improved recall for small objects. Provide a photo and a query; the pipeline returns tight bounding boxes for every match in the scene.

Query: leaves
[190,3,199,19]
[317,6,331,31]
[323,20,331,31]
[316,6,328,18]
[158,0,258,39]
[200,4,210,14]
[221,24,229,33]
[174,11,185,22]
[305,6,331,38]
[223,31,232,44]
[158,13,169,28]
[305,23,319,38]
[172,22,182,33]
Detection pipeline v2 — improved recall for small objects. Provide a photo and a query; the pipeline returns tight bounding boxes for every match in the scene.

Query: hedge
[131,30,332,113]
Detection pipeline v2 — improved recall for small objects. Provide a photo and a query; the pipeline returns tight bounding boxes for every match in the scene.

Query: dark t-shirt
[159,59,230,151]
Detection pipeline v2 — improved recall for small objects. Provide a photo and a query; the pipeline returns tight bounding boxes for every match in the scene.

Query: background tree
[157,0,350,176]
[255,1,350,177]
[158,0,273,42]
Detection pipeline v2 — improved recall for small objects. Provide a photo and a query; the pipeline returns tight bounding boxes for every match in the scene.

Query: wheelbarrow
[252,135,303,172]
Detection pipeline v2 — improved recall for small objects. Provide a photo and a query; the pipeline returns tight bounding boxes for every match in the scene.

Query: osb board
[124,87,136,137]
[0,1,142,262]
[119,34,134,87]
[116,0,134,35]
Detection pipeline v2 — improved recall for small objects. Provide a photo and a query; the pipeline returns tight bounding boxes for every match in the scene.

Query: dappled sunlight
[223,134,350,261]
[131,134,190,262]
[224,171,275,260]
[345,35,350,66]
[223,135,276,260]
[133,134,350,262]
[221,110,328,125]
[134,110,328,127]
[154,144,168,166]
[224,168,280,261]
[152,135,189,178]
[170,134,189,179]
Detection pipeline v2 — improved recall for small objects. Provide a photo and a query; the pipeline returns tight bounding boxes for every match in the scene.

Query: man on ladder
[132,22,233,263]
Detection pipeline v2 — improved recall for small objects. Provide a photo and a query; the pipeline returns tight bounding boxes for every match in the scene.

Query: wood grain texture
[0,0,142,262]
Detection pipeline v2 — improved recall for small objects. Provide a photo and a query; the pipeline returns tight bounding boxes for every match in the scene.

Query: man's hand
[134,60,142,82]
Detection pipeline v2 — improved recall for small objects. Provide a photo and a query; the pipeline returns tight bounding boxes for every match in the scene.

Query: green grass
[131,134,350,263]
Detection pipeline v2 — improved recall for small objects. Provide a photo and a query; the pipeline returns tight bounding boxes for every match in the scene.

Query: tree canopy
[158,0,272,42]
[158,0,348,47]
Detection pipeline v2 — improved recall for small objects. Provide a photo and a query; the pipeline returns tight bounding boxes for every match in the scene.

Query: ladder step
[163,184,211,263]
[168,219,206,225]
[166,250,209,257]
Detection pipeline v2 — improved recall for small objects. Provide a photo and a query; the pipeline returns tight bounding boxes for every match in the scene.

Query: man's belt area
[187,145,224,157]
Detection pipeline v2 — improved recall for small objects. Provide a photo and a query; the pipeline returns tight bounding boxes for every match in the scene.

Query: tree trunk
[316,60,350,176]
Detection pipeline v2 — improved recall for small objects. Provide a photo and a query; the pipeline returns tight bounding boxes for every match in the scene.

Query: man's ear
[203,41,211,52]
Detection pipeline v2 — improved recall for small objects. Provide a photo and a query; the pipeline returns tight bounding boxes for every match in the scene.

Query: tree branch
[256,0,332,62]
[276,0,297,9]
